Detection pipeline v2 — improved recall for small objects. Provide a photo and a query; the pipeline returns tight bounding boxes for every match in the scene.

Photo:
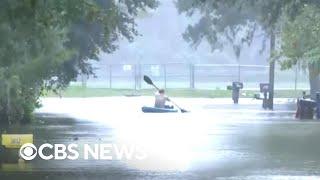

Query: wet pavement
[1,97,320,179]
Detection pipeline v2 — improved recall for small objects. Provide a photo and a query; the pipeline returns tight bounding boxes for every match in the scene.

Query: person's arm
[304,94,311,99]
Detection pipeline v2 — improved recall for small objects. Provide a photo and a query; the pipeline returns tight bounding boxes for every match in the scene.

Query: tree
[0,0,158,124]
[176,0,320,106]
[278,5,320,98]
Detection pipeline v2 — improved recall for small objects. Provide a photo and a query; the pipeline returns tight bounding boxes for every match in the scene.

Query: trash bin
[316,92,320,119]
[298,99,316,119]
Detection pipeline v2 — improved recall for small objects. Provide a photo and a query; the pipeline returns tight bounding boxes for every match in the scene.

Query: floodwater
[1,97,320,180]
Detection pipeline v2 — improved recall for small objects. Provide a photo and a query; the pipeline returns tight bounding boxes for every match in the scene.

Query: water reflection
[2,97,320,179]
[113,115,213,171]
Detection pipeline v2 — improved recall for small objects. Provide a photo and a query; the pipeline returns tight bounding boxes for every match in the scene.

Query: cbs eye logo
[19,143,37,160]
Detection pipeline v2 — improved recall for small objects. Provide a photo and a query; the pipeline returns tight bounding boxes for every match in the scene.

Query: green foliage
[0,0,158,124]
[176,0,320,98]
[279,5,320,73]
[176,0,257,53]
[176,0,320,56]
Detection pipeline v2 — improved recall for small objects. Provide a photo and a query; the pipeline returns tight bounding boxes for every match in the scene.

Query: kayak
[141,106,178,113]
[142,106,178,113]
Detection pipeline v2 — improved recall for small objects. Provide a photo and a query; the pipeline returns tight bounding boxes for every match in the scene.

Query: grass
[43,86,306,98]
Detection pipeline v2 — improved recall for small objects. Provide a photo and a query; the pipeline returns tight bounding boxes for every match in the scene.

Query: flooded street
[2,0,319,179]
[1,97,320,179]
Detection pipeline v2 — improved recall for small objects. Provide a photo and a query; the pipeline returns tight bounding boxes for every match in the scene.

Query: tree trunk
[308,63,320,99]
[268,31,275,110]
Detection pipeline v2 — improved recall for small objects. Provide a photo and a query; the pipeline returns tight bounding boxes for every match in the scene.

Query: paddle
[143,75,188,113]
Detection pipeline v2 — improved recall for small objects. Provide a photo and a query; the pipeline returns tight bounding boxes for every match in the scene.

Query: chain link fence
[72,63,309,90]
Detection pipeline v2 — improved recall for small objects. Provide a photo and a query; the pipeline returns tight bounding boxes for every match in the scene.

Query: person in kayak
[154,89,171,108]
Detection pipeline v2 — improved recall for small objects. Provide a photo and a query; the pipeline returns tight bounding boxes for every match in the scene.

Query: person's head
[159,89,165,94]
[302,91,306,96]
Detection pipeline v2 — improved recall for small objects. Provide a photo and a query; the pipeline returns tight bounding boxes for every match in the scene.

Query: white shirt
[154,93,167,108]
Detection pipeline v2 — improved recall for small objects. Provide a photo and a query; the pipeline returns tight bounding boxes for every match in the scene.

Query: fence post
[238,64,241,82]
[134,64,137,91]
[109,64,112,88]
[190,64,195,89]
[163,64,167,88]
[138,64,141,90]
[294,65,298,91]
[81,73,87,88]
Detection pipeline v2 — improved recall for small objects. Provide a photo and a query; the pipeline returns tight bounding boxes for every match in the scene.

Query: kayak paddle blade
[180,109,189,113]
[143,75,153,85]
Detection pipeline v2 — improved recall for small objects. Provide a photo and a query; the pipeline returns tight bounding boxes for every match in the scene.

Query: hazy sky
[99,0,269,65]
